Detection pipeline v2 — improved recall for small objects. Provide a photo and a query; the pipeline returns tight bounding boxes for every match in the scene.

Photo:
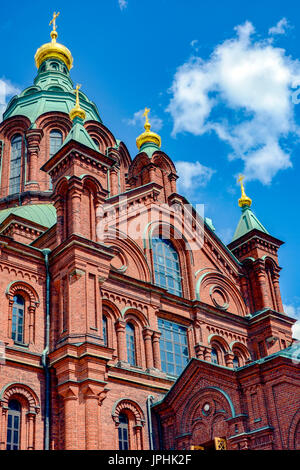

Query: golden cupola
[35,12,73,70]
[136,107,161,151]
[237,174,252,208]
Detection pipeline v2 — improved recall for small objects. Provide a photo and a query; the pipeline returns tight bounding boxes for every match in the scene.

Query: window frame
[118,413,129,450]
[158,318,189,377]
[11,295,25,344]
[126,322,136,366]
[6,399,21,450]
[152,236,183,297]
[9,134,23,195]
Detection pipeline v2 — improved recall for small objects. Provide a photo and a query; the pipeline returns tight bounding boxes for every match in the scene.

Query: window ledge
[13,341,29,348]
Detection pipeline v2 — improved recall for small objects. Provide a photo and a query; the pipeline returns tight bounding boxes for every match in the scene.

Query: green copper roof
[232,205,269,242]
[0,204,57,228]
[3,59,101,124]
[139,141,160,158]
[63,116,99,151]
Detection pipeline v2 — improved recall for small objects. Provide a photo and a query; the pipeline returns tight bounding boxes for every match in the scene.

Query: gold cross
[237,174,246,195]
[143,107,150,124]
[49,11,60,31]
[73,84,82,106]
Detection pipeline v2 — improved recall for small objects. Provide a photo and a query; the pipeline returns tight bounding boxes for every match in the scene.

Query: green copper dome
[232,205,269,242]
[0,204,57,228]
[3,58,101,124]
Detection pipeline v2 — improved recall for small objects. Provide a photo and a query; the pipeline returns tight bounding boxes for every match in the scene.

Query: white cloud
[0,79,20,121]
[283,304,300,340]
[167,21,300,184]
[118,0,128,11]
[190,39,199,52]
[175,160,215,192]
[125,109,163,131]
[269,18,290,36]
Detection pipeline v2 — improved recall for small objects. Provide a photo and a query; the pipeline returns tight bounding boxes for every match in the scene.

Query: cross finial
[74,84,82,107]
[143,107,150,124]
[49,11,60,31]
[237,174,252,208]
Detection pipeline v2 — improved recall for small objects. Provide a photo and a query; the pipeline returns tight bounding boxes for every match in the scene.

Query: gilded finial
[136,107,161,150]
[237,174,252,208]
[69,84,86,121]
[49,11,60,43]
[34,11,73,70]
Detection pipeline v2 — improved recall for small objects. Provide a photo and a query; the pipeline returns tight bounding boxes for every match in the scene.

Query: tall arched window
[11,295,25,343]
[126,322,136,366]
[9,134,22,195]
[118,413,129,450]
[50,130,63,158]
[211,347,219,364]
[6,400,21,450]
[152,236,182,296]
[103,316,108,347]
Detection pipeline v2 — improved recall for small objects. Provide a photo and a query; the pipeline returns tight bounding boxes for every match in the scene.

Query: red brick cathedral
[0,16,299,451]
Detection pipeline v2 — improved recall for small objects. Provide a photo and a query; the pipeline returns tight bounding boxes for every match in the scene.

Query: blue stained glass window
[158,318,189,376]
[9,134,22,195]
[11,295,25,343]
[152,237,182,296]
[126,322,136,366]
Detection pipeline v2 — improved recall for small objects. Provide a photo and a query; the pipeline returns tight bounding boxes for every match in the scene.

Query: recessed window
[158,318,189,376]
[92,138,100,149]
[9,134,22,195]
[152,236,182,296]
[6,400,21,450]
[11,294,25,343]
[211,347,219,364]
[50,130,63,157]
[233,355,240,368]
[118,413,129,450]
[103,316,108,347]
[126,322,136,366]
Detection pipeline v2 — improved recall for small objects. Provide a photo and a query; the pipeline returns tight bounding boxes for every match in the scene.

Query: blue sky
[1,0,299,336]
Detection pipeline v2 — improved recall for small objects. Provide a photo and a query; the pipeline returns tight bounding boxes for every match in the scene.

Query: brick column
[25,129,43,190]
[116,319,127,364]
[59,386,79,450]
[28,306,35,344]
[0,405,8,450]
[53,196,65,244]
[203,346,212,362]
[110,166,119,196]
[255,265,271,310]
[69,181,82,235]
[152,331,162,370]
[143,328,154,370]
[26,412,35,450]
[224,352,235,368]
[168,172,178,194]
[134,424,143,450]
[194,343,206,360]
[82,385,101,450]
[273,272,284,313]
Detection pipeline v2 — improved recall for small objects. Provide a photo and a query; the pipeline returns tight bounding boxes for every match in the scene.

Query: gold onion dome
[136,107,161,150]
[69,84,86,121]
[237,174,252,208]
[35,12,73,70]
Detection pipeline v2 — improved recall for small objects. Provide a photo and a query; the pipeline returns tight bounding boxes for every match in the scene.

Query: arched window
[6,400,21,450]
[233,355,240,368]
[103,316,108,347]
[118,413,129,450]
[50,130,63,158]
[126,322,136,366]
[11,295,25,343]
[211,347,219,364]
[9,134,22,195]
[92,138,100,149]
[152,236,182,296]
